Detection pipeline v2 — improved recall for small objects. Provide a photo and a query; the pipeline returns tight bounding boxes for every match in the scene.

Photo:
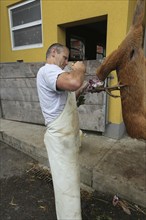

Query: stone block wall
[0,62,45,124]
[0,61,107,132]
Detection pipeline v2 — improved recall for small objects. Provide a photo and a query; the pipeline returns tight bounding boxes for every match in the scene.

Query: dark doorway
[65,16,107,61]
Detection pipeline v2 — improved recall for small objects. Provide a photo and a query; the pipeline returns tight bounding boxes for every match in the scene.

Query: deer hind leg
[132,0,145,28]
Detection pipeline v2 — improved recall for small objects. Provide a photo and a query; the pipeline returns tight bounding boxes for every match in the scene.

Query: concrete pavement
[0,118,146,207]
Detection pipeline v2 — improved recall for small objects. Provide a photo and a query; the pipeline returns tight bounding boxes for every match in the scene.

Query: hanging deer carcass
[96,0,146,140]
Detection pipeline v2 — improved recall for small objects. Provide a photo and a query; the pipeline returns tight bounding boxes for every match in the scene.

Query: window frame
[8,0,43,51]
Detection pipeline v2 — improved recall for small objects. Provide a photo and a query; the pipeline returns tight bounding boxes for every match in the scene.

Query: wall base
[103,122,126,139]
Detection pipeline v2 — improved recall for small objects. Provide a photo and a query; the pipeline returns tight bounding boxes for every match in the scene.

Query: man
[36,43,86,220]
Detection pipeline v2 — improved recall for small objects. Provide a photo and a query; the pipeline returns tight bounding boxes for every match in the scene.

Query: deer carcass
[96,0,146,140]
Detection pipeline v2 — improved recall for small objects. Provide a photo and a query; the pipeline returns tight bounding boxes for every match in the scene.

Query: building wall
[0,0,138,137]
[0,0,129,63]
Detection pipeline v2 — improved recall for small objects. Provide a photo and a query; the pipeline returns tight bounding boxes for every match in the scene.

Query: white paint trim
[9,0,36,10]
[12,43,43,51]
[11,20,42,31]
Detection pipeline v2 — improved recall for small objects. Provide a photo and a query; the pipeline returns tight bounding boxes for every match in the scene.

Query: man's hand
[72,61,86,73]
[57,61,86,92]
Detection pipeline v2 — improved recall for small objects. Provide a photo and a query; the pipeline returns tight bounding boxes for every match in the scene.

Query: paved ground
[0,118,146,209]
[1,141,146,220]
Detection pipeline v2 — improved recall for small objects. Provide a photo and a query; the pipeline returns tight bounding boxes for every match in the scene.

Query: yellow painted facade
[0,0,137,125]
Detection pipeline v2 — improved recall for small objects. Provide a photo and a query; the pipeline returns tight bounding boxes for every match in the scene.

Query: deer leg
[96,49,119,81]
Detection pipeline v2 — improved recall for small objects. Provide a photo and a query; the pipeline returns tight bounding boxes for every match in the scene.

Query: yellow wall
[0,0,136,125]
[0,0,129,63]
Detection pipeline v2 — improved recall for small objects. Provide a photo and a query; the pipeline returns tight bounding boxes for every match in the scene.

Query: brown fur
[96,0,146,140]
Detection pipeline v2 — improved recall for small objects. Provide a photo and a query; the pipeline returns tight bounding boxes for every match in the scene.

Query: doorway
[59,16,108,133]
[65,16,107,61]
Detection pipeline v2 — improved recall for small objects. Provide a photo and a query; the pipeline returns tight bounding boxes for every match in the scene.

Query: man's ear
[51,48,56,57]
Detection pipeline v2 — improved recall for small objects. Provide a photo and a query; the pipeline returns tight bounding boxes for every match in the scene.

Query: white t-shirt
[36,63,68,125]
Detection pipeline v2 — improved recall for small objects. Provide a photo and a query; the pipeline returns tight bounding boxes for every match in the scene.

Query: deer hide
[96,0,146,140]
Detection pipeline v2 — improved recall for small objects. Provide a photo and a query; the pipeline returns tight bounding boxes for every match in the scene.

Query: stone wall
[0,62,45,124]
[0,61,107,132]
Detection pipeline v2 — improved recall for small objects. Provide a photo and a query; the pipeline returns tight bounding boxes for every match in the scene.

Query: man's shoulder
[46,64,62,71]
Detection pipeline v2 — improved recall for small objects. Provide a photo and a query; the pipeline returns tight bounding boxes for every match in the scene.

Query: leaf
[39,205,46,211]
[9,197,17,206]
[77,95,86,107]
[118,201,131,215]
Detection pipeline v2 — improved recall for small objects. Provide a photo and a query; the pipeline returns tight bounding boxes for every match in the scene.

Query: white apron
[44,92,82,220]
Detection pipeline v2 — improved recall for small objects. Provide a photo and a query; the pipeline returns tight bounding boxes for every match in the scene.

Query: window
[70,37,85,61]
[8,0,43,50]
